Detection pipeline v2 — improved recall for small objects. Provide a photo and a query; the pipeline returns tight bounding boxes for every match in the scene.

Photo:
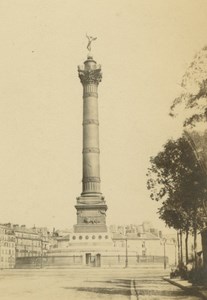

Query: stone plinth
[74,195,107,232]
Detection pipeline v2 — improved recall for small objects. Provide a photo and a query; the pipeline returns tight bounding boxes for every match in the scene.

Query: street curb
[130,279,139,300]
[163,277,207,300]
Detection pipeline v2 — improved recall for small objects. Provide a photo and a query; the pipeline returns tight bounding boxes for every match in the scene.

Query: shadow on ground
[62,278,131,296]
[135,289,197,297]
[134,280,199,298]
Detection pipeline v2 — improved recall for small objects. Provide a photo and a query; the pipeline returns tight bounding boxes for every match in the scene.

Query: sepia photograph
[0,0,207,299]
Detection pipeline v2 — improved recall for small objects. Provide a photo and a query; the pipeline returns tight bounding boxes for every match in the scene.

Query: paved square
[0,267,201,300]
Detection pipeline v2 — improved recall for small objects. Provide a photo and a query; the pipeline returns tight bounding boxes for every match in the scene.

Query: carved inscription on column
[82,119,99,126]
[82,177,101,183]
[82,148,100,153]
[83,92,98,98]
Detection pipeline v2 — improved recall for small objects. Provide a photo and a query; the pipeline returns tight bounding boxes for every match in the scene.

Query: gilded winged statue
[86,34,97,52]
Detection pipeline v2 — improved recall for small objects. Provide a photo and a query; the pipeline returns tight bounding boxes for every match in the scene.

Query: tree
[158,200,189,264]
[170,46,207,178]
[184,129,207,177]
[147,136,207,266]
[170,46,207,127]
[150,46,207,269]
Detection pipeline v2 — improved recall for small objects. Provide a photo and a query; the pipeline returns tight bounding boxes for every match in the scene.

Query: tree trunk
[185,229,189,264]
[177,230,181,266]
[180,230,183,264]
[193,224,197,269]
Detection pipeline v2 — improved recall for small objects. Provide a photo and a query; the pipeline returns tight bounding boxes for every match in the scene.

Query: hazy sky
[0,0,206,231]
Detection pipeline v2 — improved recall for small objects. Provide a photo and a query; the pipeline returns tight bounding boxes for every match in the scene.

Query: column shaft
[82,84,101,194]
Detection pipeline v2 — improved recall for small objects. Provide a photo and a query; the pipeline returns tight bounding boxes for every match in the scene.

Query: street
[0,267,202,300]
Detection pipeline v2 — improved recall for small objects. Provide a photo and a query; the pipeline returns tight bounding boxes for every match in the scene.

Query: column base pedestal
[74,194,108,233]
[73,224,108,233]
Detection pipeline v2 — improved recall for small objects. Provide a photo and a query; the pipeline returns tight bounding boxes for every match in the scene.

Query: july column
[78,56,102,196]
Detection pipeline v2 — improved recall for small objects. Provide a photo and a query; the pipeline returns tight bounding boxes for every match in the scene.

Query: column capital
[78,68,102,85]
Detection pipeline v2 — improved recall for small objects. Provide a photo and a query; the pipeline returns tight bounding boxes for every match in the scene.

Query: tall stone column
[74,55,107,233]
[80,58,101,195]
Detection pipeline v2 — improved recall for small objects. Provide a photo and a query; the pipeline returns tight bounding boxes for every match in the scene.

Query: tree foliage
[147,136,207,233]
[170,46,207,127]
[148,46,207,266]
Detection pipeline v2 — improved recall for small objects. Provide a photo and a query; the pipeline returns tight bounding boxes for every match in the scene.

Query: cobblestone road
[0,267,202,300]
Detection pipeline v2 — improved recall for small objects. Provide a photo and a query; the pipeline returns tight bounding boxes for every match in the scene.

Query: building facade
[0,225,15,269]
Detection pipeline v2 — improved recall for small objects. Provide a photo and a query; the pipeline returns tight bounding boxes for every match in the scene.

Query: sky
[0,0,206,232]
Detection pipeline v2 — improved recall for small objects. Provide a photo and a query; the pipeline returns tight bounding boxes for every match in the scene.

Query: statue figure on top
[86,34,97,53]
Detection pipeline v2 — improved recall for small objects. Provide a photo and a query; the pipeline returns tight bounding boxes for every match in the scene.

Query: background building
[0,225,15,269]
